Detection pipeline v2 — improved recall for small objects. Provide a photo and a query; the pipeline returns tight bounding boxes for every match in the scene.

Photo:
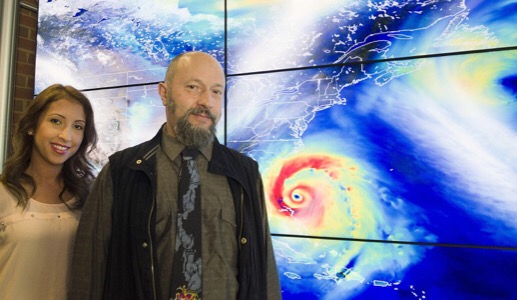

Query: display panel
[273,236,517,299]
[35,0,225,92]
[227,49,517,247]
[81,85,165,169]
[227,0,517,74]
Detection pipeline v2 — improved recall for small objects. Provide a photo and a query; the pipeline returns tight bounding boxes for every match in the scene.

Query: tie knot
[181,148,199,160]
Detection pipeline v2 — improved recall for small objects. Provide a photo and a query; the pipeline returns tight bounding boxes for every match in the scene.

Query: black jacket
[104,128,268,300]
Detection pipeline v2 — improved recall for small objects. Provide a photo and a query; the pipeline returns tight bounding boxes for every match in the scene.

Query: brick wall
[12,0,39,127]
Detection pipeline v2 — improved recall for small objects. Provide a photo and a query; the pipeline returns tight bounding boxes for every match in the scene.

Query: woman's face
[31,98,86,169]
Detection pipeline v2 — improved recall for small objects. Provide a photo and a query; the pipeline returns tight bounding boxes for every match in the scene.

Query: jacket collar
[127,125,163,171]
[126,123,251,185]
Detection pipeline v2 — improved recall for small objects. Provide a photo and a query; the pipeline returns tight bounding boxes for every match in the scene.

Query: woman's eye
[74,124,85,130]
[50,118,62,125]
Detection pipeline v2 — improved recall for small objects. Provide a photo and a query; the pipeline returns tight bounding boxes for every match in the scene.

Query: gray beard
[168,101,217,149]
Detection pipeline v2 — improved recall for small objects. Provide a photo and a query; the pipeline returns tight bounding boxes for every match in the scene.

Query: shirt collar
[161,125,213,161]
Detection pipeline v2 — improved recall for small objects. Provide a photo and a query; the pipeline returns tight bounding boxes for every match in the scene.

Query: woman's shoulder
[0,182,21,218]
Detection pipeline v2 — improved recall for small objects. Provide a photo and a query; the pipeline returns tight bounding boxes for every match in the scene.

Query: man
[71,51,281,300]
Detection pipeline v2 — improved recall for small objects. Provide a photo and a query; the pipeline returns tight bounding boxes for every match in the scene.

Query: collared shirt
[155,132,239,299]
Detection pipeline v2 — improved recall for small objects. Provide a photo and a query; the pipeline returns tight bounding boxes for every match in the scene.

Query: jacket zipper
[147,173,158,300]
[239,188,244,250]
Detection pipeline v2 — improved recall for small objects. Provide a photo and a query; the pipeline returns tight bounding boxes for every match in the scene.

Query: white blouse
[0,184,81,300]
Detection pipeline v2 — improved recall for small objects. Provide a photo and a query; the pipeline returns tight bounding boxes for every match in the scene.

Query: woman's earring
[27,130,33,136]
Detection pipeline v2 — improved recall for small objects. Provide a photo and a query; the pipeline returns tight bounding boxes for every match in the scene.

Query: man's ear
[158,82,168,106]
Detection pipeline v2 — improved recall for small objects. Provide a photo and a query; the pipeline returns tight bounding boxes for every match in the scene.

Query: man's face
[159,53,225,148]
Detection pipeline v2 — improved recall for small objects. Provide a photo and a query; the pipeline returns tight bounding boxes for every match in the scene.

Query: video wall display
[35,0,517,299]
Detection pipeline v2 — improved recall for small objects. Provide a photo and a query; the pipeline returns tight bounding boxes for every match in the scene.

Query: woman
[0,84,98,299]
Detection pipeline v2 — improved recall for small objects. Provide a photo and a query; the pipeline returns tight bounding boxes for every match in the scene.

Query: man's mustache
[189,106,216,123]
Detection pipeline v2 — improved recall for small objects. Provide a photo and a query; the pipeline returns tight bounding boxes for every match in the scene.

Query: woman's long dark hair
[0,84,98,209]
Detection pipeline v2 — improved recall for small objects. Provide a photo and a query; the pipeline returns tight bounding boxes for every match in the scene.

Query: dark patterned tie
[171,148,202,300]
